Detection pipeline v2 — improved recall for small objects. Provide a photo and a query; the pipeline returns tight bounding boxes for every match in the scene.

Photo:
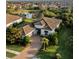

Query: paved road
[12,35,42,59]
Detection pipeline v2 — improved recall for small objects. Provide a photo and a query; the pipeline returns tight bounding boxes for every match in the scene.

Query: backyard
[23,18,34,23]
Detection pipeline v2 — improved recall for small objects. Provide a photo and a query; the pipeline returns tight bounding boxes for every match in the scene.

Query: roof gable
[42,17,62,30]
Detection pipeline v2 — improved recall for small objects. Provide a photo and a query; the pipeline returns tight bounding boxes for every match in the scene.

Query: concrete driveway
[13,35,42,59]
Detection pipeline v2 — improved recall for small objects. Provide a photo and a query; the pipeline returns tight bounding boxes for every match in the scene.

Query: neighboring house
[48,4,59,8]
[22,25,35,37]
[22,13,32,19]
[32,4,38,8]
[34,17,62,36]
[6,14,22,27]
[38,3,48,10]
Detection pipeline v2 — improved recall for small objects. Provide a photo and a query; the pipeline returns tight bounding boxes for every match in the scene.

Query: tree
[42,37,49,50]
[43,10,56,17]
[65,36,73,52]
[6,26,22,44]
[59,8,73,27]
[47,32,58,45]
[21,36,30,46]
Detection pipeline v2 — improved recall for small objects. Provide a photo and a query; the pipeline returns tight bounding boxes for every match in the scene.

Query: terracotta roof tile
[6,14,21,24]
[23,25,34,35]
[42,17,62,30]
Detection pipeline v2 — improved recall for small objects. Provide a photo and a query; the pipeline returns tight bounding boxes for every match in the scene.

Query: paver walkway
[12,35,42,59]
[6,49,20,55]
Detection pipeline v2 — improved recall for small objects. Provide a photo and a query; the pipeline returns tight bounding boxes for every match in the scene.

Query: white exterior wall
[15,18,22,23]
[25,13,32,19]
[57,23,60,28]
[33,29,38,35]
[35,25,44,29]
[7,22,13,27]
[6,18,22,27]
[41,29,55,36]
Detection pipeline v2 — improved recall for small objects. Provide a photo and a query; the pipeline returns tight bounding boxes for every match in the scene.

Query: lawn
[6,44,24,52]
[37,46,59,59]
[6,52,16,58]
[23,18,33,23]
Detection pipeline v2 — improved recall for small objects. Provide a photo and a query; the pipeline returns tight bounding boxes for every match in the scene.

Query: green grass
[6,52,16,58]
[57,26,73,59]
[23,18,33,23]
[6,44,24,52]
[37,46,59,59]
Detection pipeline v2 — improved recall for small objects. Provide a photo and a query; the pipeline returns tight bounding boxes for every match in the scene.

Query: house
[34,17,62,36]
[22,25,35,37]
[22,13,32,19]
[6,14,22,27]
[48,4,59,9]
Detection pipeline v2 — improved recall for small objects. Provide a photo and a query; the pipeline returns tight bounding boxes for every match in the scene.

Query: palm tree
[42,37,49,50]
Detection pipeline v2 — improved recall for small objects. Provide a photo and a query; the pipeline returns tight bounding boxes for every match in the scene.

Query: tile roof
[40,20,46,26]
[6,14,21,24]
[23,25,34,35]
[42,17,62,30]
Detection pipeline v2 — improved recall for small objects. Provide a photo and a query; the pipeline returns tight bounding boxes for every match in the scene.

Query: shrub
[6,26,22,44]
[13,22,19,27]
[21,36,30,46]
[47,32,58,45]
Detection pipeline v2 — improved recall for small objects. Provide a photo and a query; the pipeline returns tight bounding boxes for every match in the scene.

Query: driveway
[12,35,42,59]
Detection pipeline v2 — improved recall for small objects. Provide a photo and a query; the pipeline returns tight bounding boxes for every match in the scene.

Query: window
[44,31,48,35]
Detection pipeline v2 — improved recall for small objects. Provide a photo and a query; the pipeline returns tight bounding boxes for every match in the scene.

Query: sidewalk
[6,57,11,59]
[12,35,42,59]
[6,49,20,55]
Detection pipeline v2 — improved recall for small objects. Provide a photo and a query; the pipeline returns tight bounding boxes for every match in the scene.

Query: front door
[37,28,41,35]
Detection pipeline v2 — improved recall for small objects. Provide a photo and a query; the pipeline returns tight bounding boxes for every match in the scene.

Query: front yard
[37,46,59,59]
[6,44,24,52]
[6,52,16,58]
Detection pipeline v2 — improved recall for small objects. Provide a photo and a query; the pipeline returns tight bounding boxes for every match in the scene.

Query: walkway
[12,35,42,59]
